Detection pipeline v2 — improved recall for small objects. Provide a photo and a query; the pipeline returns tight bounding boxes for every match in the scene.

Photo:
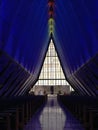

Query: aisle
[24,95,84,130]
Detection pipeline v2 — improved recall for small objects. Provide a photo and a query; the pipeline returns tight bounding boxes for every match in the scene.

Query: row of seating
[0,95,47,130]
[58,95,98,130]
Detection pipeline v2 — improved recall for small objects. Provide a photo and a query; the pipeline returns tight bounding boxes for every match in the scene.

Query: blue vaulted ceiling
[0,0,98,97]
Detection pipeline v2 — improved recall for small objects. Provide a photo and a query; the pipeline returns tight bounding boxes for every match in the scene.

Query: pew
[0,95,47,130]
[58,95,98,130]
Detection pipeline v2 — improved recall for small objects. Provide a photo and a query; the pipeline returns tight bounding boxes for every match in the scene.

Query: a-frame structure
[30,39,74,95]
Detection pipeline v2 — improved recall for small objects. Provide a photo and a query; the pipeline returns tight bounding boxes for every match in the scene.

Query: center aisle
[24,95,84,130]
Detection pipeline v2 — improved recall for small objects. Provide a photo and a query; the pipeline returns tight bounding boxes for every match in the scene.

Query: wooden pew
[58,95,98,130]
[0,95,47,130]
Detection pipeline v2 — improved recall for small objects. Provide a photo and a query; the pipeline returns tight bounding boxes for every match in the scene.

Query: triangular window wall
[30,39,74,94]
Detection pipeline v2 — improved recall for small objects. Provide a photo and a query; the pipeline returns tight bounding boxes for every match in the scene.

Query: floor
[24,95,84,130]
